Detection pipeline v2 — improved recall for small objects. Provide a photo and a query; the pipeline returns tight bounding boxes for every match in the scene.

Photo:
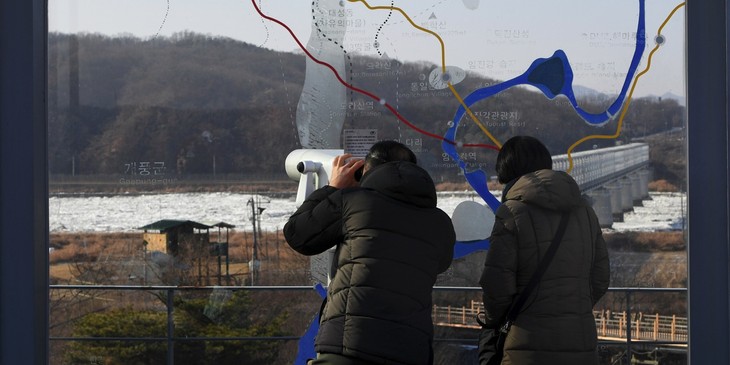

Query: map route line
[347,0,447,69]
[443,2,685,292]
[254,0,271,48]
[153,0,171,39]
[372,0,394,57]
[347,0,503,149]
[251,0,499,151]
[565,1,686,173]
[442,0,649,212]
[446,83,503,148]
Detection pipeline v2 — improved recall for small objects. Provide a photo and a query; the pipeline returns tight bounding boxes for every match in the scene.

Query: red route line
[250,0,498,151]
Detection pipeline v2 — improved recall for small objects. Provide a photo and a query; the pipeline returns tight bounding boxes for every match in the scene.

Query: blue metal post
[0,0,48,364]
[686,1,730,364]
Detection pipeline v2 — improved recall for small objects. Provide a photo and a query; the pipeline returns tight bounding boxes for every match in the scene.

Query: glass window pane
[48,1,688,363]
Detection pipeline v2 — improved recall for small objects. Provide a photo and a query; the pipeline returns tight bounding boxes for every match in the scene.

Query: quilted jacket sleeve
[590,226,610,305]
[283,186,344,256]
[479,205,518,328]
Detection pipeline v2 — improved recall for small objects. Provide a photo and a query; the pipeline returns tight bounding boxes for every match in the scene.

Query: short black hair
[495,135,552,184]
[365,140,417,170]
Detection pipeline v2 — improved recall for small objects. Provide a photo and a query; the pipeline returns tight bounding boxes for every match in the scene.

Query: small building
[139,219,213,255]
[207,221,236,257]
[138,219,235,285]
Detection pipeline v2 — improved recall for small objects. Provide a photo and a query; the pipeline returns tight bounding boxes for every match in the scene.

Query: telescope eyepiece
[297,160,322,174]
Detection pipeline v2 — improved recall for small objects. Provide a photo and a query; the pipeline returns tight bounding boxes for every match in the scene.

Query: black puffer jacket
[284,161,455,364]
[479,169,610,365]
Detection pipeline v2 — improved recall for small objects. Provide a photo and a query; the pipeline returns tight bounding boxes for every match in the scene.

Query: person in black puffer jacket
[284,141,456,365]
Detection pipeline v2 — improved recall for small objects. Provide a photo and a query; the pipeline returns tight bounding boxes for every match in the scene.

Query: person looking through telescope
[284,140,456,365]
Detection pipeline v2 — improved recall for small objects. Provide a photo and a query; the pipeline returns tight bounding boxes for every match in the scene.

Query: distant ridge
[573,85,685,107]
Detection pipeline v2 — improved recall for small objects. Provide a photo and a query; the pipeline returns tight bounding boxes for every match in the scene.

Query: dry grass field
[50,229,687,286]
[49,230,310,286]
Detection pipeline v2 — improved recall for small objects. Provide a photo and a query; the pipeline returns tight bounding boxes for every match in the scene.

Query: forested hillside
[48,32,686,185]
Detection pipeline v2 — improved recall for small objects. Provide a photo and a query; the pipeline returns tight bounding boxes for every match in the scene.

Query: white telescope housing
[285,149,344,206]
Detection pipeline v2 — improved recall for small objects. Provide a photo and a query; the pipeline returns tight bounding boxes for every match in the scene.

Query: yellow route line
[447,83,502,148]
[566,2,686,173]
[348,0,502,148]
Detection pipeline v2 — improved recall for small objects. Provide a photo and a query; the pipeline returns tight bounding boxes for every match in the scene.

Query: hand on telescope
[329,154,365,189]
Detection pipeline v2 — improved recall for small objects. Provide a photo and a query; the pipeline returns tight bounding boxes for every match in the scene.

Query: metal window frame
[685,1,730,364]
[1,1,728,364]
[1,0,49,364]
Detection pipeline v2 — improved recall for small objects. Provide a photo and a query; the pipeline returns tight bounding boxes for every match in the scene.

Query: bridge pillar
[620,177,634,213]
[606,183,624,222]
[629,172,643,206]
[589,188,613,228]
[638,169,651,200]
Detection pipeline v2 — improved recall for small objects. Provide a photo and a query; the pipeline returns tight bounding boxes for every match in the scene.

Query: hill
[49,32,686,187]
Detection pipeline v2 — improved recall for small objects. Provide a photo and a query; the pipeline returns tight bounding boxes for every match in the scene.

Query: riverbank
[49,174,502,196]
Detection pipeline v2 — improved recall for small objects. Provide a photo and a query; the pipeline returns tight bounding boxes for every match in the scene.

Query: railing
[432,300,483,329]
[594,309,688,344]
[49,285,687,364]
[431,286,688,360]
[552,142,650,191]
[433,303,688,344]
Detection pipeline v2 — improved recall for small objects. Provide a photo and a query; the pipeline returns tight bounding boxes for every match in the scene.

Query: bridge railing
[431,286,688,355]
[594,310,688,343]
[552,143,650,191]
[431,300,483,329]
[432,303,688,344]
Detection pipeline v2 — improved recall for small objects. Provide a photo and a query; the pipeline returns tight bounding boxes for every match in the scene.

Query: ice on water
[49,192,686,234]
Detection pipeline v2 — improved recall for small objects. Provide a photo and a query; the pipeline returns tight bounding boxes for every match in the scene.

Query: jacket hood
[504,169,584,212]
[359,161,437,208]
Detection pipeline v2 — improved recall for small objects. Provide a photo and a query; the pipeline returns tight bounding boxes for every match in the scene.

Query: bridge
[552,143,651,228]
[432,301,687,347]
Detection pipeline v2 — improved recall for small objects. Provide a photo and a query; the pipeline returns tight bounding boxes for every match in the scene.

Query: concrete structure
[552,143,651,228]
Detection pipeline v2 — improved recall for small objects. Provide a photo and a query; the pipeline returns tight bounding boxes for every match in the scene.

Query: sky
[48,0,687,98]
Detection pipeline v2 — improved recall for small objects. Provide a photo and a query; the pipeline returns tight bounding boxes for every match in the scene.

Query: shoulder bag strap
[500,212,570,332]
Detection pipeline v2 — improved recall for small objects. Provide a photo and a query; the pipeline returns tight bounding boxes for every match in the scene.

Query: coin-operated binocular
[286,149,344,206]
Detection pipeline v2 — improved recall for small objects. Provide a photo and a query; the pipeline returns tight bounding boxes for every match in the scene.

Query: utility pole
[247,197,261,285]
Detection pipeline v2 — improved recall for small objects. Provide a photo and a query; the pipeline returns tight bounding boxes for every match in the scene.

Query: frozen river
[49,191,686,233]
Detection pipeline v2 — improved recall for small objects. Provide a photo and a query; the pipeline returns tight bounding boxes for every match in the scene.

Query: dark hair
[365,140,417,170]
[495,136,552,184]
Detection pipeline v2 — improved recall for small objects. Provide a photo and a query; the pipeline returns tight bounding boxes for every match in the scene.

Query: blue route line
[293,283,327,365]
[443,0,646,217]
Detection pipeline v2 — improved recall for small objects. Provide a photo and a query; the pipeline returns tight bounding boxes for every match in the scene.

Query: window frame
[0,1,728,364]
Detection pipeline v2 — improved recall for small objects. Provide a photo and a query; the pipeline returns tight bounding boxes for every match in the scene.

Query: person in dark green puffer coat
[479,136,610,365]
[284,141,455,365]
